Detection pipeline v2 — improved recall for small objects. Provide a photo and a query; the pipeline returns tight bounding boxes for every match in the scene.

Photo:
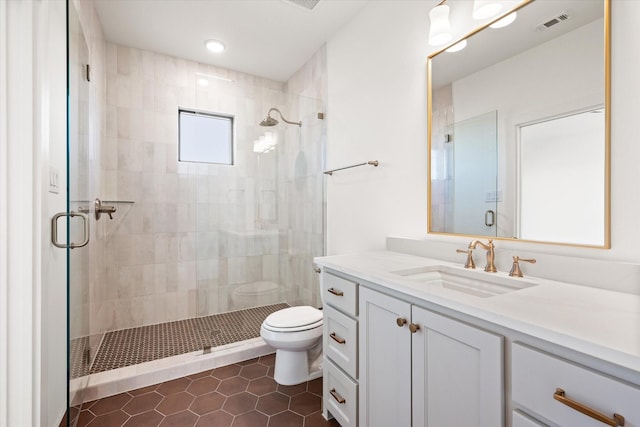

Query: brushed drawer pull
[409,323,420,333]
[553,388,625,426]
[330,388,346,404]
[328,288,344,297]
[330,332,346,344]
[396,317,407,327]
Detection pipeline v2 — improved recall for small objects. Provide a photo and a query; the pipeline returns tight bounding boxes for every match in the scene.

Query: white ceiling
[94,0,368,82]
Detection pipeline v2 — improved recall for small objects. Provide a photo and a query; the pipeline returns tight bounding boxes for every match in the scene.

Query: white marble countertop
[315,251,640,376]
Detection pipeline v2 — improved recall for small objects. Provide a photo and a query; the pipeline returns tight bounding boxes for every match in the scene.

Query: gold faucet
[468,239,497,272]
[509,256,536,277]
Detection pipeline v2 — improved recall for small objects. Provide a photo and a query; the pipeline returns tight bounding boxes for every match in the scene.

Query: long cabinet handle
[553,388,625,426]
[330,388,346,404]
[330,332,346,344]
[327,288,344,297]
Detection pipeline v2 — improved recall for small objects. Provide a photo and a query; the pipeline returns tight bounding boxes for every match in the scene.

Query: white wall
[326,1,431,254]
[1,0,67,425]
[327,0,640,268]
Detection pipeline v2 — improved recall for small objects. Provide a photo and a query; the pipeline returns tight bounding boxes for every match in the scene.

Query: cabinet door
[411,306,504,427]
[359,287,412,427]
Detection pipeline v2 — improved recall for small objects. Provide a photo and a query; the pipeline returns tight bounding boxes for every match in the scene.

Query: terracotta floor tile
[75,352,342,427]
[156,377,192,396]
[186,376,221,396]
[129,384,158,396]
[304,412,341,427]
[240,363,269,379]
[217,376,249,396]
[256,392,289,415]
[258,353,276,367]
[268,410,303,427]
[195,410,234,427]
[156,391,195,416]
[231,410,268,427]
[122,410,163,426]
[277,382,307,396]
[307,378,323,396]
[289,392,321,416]
[212,364,242,380]
[223,392,258,415]
[236,357,259,366]
[247,376,278,396]
[190,392,226,415]
[87,409,129,427]
[122,391,163,415]
[157,409,198,427]
[75,410,95,427]
[88,392,132,415]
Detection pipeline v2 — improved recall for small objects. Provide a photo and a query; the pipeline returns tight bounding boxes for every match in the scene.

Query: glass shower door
[66,2,92,424]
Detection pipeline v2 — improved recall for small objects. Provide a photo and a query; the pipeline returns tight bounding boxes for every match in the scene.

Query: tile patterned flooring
[73,354,341,427]
[88,304,289,375]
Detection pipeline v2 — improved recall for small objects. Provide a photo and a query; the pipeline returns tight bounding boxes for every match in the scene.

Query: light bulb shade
[490,12,517,28]
[446,39,467,53]
[473,0,502,20]
[429,4,453,46]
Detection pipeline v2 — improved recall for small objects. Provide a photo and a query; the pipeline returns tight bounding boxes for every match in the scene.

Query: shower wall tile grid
[97,41,325,335]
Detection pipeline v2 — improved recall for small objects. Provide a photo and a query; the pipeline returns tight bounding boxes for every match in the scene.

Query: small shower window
[178,109,234,165]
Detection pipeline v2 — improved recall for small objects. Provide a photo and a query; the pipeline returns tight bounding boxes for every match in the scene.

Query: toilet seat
[262,306,322,332]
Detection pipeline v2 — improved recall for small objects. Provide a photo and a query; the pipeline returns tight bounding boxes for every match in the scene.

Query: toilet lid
[263,306,323,329]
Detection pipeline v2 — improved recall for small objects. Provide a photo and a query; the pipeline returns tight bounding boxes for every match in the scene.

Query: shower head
[259,108,301,127]
[260,115,279,127]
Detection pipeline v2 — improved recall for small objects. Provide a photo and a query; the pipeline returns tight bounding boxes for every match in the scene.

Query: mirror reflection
[428,0,609,247]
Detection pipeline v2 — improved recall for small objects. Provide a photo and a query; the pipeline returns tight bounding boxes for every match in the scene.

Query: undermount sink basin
[391,265,537,298]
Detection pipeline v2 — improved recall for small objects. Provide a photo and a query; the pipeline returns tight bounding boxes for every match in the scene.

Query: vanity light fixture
[428,1,453,46]
[490,11,517,28]
[205,39,225,53]
[446,39,467,53]
[472,0,502,20]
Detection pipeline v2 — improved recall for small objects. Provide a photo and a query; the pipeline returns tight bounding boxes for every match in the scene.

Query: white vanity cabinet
[512,343,640,427]
[321,270,359,427]
[359,286,504,427]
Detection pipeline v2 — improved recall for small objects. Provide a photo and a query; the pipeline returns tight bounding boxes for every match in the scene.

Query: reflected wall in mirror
[428,0,610,247]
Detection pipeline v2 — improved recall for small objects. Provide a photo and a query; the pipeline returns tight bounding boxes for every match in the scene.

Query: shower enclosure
[66,4,326,423]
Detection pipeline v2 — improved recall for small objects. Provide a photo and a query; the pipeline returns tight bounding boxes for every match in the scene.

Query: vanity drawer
[324,358,358,427]
[322,271,358,316]
[512,343,640,427]
[512,410,547,427]
[324,304,358,379]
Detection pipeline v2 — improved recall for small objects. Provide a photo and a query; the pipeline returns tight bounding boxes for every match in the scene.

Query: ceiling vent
[536,11,570,31]
[284,0,320,10]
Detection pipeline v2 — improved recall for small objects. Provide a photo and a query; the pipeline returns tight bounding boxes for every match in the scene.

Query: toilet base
[273,348,323,386]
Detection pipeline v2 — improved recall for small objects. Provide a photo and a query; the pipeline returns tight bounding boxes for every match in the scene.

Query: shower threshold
[73,303,287,404]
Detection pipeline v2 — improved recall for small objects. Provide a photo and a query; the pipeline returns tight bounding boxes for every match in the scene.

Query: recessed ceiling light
[205,39,225,53]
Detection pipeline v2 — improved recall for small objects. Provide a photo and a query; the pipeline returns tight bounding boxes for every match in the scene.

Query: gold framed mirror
[427,0,610,248]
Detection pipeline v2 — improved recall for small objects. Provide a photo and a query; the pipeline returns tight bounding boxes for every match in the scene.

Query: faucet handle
[456,249,476,269]
[509,256,536,277]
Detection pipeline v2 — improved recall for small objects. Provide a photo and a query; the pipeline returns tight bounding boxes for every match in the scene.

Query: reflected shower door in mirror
[427,0,610,247]
[431,111,498,236]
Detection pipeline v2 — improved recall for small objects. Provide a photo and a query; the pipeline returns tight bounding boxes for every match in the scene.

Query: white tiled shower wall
[94,43,327,334]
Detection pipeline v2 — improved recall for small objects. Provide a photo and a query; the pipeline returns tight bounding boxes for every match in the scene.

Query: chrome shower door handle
[485,210,495,227]
[51,211,90,249]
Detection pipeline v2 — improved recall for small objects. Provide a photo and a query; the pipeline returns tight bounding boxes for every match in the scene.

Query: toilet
[260,305,323,385]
